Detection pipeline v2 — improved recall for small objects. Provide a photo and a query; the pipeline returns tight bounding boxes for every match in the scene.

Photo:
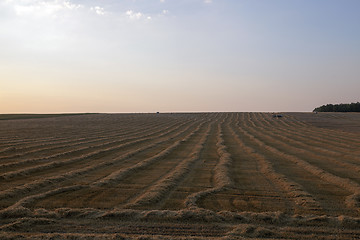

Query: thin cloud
[6,0,83,17]
[4,0,109,18]
[126,10,144,20]
[91,6,106,16]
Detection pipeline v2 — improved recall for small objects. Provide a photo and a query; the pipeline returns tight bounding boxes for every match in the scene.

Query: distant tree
[313,102,360,112]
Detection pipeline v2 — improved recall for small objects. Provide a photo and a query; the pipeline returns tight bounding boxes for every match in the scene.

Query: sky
[1,0,359,113]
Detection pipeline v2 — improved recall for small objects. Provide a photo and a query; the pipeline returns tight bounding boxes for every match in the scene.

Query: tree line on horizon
[313,102,360,112]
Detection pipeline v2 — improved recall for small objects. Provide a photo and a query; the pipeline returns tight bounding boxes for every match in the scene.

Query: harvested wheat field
[0,112,360,239]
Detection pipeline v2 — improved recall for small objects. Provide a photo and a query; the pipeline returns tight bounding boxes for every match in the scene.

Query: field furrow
[19,118,212,210]
[259,113,360,154]
[275,113,360,144]
[210,116,298,213]
[0,119,166,161]
[186,113,235,211]
[1,112,360,239]
[160,118,222,210]
[0,116,183,164]
[0,114,189,150]
[0,118,206,209]
[252,113,360,178]
[241,113,359,216]
[0,118,193,183]
[0,118,188,174]
[222,114,320,214]
[260,113,360,161]
[125,120,213,209]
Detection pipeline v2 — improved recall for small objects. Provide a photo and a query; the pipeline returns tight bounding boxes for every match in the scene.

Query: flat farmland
[1,112,360,239]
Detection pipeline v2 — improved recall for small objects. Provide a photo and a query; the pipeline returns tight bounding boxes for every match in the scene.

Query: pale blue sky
[1,0,359,113]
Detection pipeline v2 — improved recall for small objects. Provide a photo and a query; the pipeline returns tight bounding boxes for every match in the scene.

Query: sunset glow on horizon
[1,0,359,113]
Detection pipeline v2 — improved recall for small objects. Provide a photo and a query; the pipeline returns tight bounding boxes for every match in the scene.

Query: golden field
[0,112,359,239]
